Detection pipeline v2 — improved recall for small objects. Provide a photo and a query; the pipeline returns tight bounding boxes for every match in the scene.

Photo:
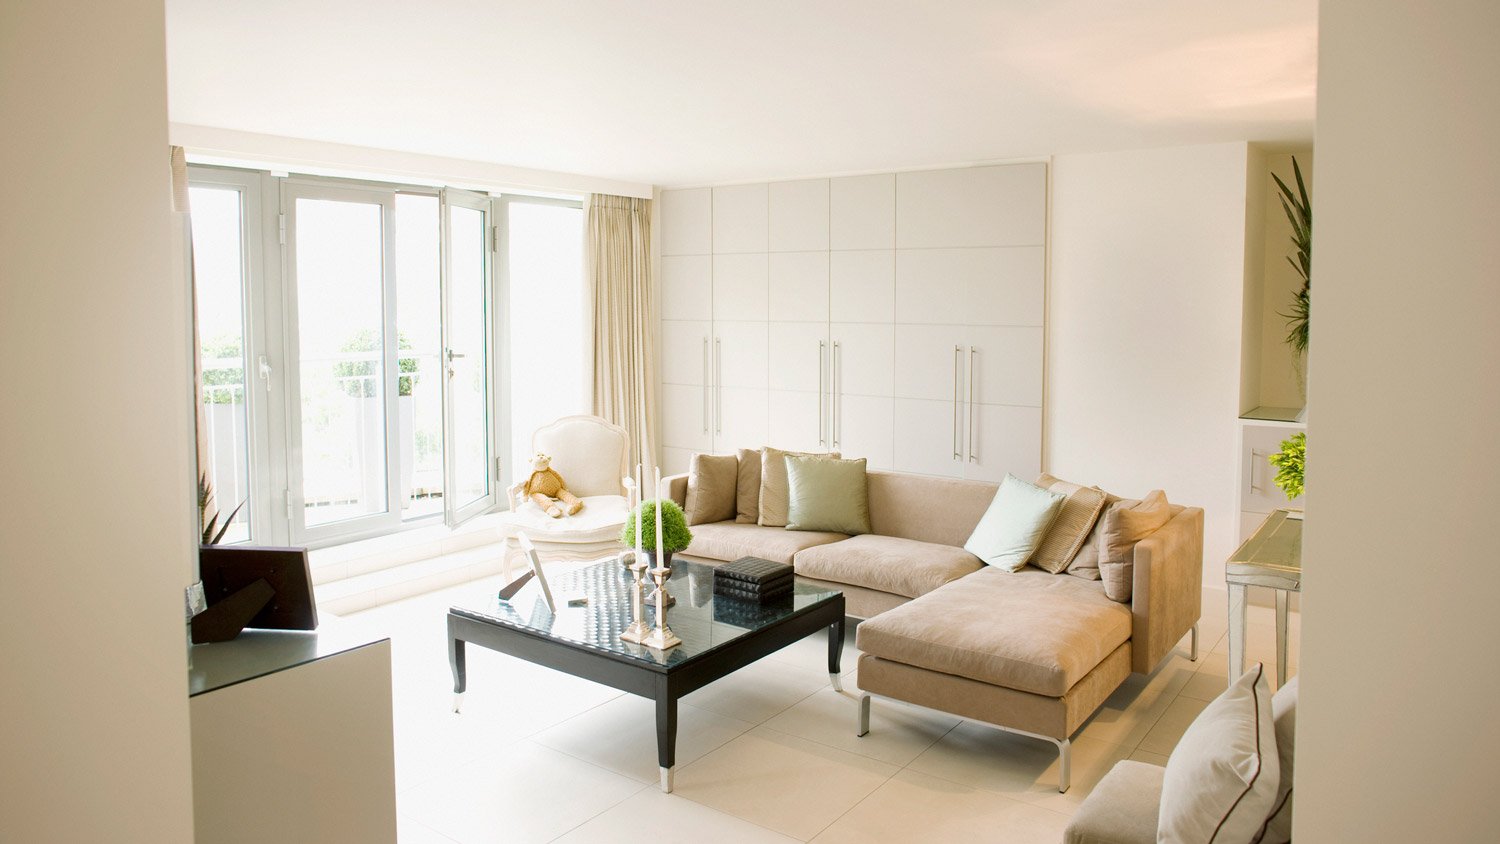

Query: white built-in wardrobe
[658,163,1046,482]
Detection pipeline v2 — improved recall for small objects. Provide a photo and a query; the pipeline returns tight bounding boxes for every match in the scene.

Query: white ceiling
[165,0,1316,188]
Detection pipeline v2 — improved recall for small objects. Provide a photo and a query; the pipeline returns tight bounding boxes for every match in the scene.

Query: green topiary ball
[621,499,694,553]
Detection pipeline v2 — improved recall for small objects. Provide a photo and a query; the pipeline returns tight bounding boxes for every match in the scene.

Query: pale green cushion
[785,455,871,536]
[963,474,1066,571]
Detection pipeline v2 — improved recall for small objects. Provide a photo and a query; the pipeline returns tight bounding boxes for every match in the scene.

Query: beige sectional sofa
[666,467,1204,792]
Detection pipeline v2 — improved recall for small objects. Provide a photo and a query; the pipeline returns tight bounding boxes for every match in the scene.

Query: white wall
[1048,143,1250,582]
[1296,2,1500,839]
[0,1,197,841]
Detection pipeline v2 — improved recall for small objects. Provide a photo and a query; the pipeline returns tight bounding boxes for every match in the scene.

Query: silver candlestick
[619,553,650,644]
[639,565,682,651]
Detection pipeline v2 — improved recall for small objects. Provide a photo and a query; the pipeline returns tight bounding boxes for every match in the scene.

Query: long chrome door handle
[702,337,710,434]
[832,340,841,449]
[818,340,827,446]
[715,337,722,435]
[953,345,962,461]
[968,346,978,463]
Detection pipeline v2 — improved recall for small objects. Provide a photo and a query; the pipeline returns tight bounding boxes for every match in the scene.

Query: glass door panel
[287,187,397,536]
[442,191,493,525]
[190,185,253,543]
[395,193,445,520]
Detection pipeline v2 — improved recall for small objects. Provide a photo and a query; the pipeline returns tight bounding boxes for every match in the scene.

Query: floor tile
[399,740,645,844]
[534,694,754,784]
[905,720,1130,812]
[1073,654,1195,748]
[812,769,1070,843]
[682,657,832,724]
[1128,749,1170,766]
[674,726,899,840]
[554,788,798,843]
[398,814,458,843]
[1136,694,1212,756]
[763,621,860,675]
[764,688,959,767]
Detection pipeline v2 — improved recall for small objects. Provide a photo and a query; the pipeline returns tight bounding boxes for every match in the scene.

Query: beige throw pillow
[1063,489,1120,580]
[1253,677,1298,844]
[1032,473,1109,574]
[684,453,737,526]
[735,448,761,524]
[1100,559,1133,602]
[1159,663,1280,844]
[757,446,838,527]
[1100,489,1170,565]
[786,455,870,535]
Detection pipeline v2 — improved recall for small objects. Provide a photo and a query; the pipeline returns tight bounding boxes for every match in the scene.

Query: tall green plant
[1274,157,1312,354]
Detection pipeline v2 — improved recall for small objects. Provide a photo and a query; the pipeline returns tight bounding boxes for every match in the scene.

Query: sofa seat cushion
[856,567,1132,696]
[793,535,983,599]
[684,521,848,565]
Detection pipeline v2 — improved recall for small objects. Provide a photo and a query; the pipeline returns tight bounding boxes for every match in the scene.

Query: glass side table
[1226,508,1302,687]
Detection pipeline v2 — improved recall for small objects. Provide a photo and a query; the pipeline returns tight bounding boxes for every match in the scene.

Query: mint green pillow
[964,474,1067,571]
[785,455,870,535]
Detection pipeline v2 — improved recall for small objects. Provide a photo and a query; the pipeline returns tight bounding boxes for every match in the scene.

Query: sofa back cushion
[684,453,739,526]
[867,470,998,546]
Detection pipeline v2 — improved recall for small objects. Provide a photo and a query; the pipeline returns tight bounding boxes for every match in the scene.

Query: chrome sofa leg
[855,692,871,737]
[1054,737,1072,793]
[1190,622,1200,662]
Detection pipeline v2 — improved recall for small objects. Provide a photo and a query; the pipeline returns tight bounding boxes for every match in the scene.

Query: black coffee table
[447,558,846,792]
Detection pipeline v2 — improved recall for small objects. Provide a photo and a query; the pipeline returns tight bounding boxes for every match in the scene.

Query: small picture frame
[516,533,557,613]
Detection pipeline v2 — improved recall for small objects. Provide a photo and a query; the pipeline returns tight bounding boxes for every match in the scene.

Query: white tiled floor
[340,577,1300,843]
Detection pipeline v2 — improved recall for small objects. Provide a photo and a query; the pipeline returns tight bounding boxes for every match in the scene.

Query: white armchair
[496,415,635,578]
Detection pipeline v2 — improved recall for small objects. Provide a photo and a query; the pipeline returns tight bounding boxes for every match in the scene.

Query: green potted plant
[621,499,693,567]
[1268,432,1306,507]
[1274,157,1312,355]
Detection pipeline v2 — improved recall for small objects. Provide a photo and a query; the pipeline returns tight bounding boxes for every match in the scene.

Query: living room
[4,2,1497,843]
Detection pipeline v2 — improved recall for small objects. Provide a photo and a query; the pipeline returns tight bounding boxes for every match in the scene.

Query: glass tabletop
[1227,508,1303,581]
[450,559,843,671]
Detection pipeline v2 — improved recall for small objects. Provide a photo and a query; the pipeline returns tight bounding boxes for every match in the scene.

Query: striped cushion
[1030,473,1109,574]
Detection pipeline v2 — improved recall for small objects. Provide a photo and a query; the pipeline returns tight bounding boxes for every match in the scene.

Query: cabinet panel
[1241,423,1305,513]
[768,251,829,323]
[896,164,1047,248]
[770,179,829,252]
[712,253,769,322]
[893,397,964,478]
[660,383,711,451]
[965,404,1042,483]
[830,173,895,250]
[830,250,895,323]
[968,246,1045,326]
[835,394,894,471]
[894,248,977,325]
[831,322,894,398]
[660,447,693,477]
[660,188,711,256]
[660,320,709,386]
[712,184,769,254]
[717,387,769,453]
[714,321,768,390]
[965,326,1044,407]
[768,389,826,454]
[893,324,966,401]
[661,255,712,321]
[768,322,828,393]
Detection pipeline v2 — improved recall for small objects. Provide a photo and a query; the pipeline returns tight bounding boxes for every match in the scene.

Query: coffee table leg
[828,616,846,692]
[655,676,677,793]
[449,636,466,713]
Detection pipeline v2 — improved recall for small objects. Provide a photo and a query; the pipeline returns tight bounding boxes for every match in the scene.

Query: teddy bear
[523,453,584,518]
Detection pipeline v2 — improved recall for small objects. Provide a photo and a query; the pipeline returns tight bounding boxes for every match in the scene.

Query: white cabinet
[1236,418,1306,541]
[770,179,830,252]
[712,183,768,254]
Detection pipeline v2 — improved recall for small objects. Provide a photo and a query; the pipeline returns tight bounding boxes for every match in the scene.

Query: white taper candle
[635,463,644,559]
[654,467,664,561]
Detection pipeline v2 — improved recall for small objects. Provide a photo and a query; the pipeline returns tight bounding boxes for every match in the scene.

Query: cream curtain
[173,146,214,529]
[587,194,657,473]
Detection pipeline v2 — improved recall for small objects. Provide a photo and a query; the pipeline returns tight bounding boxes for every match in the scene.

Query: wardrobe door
[893,398,964,478]
[768,322,830,453]
[659,190,714,472]
[965,404,1042,483]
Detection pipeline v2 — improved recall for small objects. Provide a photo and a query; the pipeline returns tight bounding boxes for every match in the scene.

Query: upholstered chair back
[529,415,628,499]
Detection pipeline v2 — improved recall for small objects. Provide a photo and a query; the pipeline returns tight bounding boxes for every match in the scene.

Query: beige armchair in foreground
[494,415,632,578]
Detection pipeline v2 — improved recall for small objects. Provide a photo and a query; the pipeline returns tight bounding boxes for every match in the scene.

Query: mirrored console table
[1226,508,1302,687]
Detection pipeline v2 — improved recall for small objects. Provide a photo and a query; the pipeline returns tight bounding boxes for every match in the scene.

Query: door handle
[715,337,722,435]
[968,346,977,463]
[953,345,962,461]
[702,337,710,434]
[832,340,841,449]
[818,340,827,446]
[446,349,465,361]
[258,355,272,392]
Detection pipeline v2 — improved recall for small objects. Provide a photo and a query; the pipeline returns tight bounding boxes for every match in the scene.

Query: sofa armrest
[663,472,688,507]
[1129,506,1203,674]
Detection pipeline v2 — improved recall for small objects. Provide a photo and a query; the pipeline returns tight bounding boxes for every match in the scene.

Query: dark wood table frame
[448,593,846,792]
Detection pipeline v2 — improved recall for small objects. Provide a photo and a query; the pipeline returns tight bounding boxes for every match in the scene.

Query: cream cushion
[1033,473,1110,574]
[684,453,738,526]
[501,495,631,542]
[964,474,1066,571]
[1101,490,1171,564]
[758,447,839,527]
[856,567,1131,696]
[735,448,761,524]
[683,521,847,565]
[1253,677,1298,844]
[1066,490,1122,580]
[1063,760,1164,844]
[867,471,998,546]
[1101,559,1133,603]
[1159,663,1279,844]
[794,535,982,599]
